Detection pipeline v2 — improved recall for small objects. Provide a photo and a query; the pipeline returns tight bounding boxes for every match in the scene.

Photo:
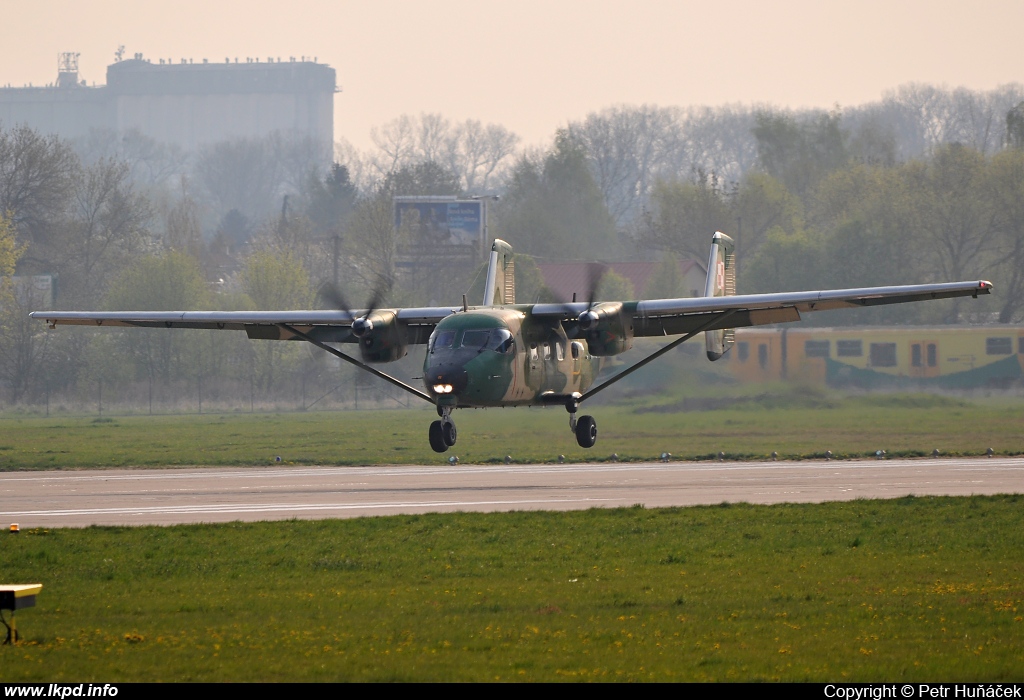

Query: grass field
[0,497,1022,681]
[0,391,1022,469]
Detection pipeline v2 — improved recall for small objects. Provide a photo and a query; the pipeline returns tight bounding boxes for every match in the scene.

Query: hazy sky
[4,0,1022,151]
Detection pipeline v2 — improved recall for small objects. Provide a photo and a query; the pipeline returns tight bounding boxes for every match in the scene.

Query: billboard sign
[394,198,482,248]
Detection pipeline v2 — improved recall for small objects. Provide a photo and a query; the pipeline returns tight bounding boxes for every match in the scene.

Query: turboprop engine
[577,302,633,356]
[350,310,408,363]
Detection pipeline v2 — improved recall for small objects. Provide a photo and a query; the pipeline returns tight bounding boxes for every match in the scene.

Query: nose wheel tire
[429,420,449,453]
[575,415,597,448]
[442,421,457,447]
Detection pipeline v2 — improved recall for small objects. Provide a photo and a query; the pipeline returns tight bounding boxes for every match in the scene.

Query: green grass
[1,392,1022,469]
[0,497,1022,681]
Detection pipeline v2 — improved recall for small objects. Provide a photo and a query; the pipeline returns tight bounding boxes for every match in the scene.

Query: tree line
[0,81,1022,408]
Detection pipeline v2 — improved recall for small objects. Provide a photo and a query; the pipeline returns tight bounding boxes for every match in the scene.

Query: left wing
[29,306,460,344]
[533,280,993,337]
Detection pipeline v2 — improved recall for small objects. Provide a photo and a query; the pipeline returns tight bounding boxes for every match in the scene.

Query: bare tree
[0,125,78,258]
[54,159,153,307]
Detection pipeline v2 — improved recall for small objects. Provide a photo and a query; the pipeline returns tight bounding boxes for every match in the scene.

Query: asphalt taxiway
[1,456,1021,527]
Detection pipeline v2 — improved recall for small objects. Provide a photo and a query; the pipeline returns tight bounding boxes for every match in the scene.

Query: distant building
[0,53,336,152]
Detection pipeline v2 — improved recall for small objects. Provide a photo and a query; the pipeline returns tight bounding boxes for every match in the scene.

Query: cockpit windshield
[428,330,456,352]
[430,327,514,354]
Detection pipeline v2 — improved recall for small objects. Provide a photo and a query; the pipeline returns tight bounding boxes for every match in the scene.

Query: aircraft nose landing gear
[429,406,457,453]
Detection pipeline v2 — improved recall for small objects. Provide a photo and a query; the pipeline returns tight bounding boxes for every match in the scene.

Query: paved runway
[1,456,1022,527]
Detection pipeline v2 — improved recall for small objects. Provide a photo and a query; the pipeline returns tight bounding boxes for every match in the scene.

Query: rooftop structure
[0,53,336,152]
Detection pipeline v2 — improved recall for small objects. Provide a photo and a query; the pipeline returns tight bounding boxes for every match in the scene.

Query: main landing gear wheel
[429,420,448,453]
[575,415,597,448]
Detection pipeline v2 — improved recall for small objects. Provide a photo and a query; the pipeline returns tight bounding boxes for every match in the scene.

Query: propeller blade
[317,282,354,317]
[584,262,608,308]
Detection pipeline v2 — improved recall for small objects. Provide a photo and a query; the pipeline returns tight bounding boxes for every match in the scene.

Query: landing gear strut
[565,394,597,448]
[429,406,457,453]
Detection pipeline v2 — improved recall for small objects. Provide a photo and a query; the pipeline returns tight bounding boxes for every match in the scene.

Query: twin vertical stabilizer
[482,239,515,306]
[704,231,736,360]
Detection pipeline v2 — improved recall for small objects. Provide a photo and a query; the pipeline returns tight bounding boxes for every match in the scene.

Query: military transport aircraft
[31,234,992,453]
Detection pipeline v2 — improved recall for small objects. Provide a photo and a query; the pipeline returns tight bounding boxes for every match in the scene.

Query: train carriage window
[1020,337,1024,355]
[986,337,1013,355]
[836,340,863,357]
[927,343,937,367]
[911,343,922,367]
[804,340,830,358]
[758,343,768,369]
[869,343,897,367]
[737,342,749,362]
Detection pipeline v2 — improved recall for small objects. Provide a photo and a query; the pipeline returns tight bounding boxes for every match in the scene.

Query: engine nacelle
[354,310,408,363]
[578,302,633,356]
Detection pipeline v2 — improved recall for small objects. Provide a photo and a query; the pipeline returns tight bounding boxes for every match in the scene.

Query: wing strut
[279,324,435,404]
[579,309,739,403]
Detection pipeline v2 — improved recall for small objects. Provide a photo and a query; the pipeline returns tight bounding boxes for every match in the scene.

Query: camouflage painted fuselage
[423,307,599,408]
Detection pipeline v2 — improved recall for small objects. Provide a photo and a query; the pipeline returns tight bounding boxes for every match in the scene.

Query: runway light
[9,524,18,534]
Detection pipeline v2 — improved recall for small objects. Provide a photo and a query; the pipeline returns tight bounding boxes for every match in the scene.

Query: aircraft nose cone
[429,368,469,394]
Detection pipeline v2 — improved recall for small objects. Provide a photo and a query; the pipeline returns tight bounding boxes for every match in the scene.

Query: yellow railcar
[728,326,1024,389]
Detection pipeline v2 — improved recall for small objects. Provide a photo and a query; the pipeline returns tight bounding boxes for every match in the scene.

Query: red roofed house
[536,259,707,301]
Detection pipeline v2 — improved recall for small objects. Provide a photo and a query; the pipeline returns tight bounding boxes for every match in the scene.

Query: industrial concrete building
[0,53,336,152]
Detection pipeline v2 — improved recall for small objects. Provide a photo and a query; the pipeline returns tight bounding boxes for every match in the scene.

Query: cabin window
[869,343,897,367]
[804,340,830,358]
[986,337,1012,355]
[542,343,552,360]
[529,346,539,363]
[555,342,565,361]
[927,343,937,367]
[836,340,862,357]
[570,341,584,360]
[737,342,749,362]
[429,330,456,352]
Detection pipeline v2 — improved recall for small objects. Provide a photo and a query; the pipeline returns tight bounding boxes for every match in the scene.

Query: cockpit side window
[429,330,456,352]
[488,329,515,354]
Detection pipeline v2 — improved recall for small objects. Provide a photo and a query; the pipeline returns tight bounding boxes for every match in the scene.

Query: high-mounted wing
[533,280,993,339]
